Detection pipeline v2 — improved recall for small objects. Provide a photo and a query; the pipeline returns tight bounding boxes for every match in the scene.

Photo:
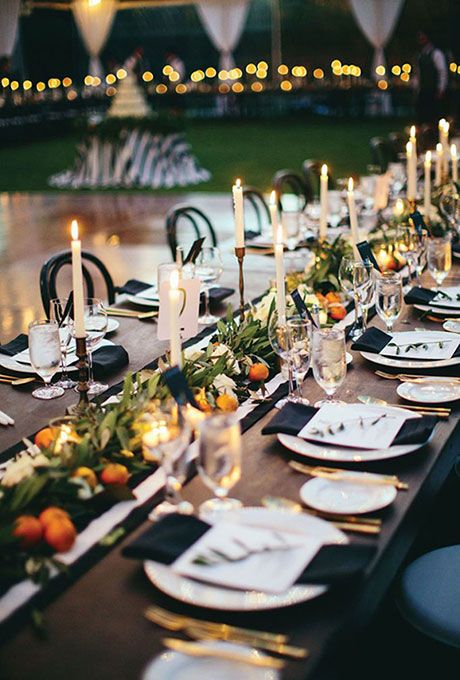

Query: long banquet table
[1,250,459,680]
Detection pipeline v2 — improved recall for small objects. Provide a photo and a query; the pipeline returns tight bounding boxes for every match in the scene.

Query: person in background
[414,29,448,125]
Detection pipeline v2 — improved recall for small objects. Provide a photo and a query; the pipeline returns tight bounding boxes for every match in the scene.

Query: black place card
[356,240,381,273]
[163,366,198,407]
[291,289,318,327]
[183,237,206,265]
[409,210,426,239]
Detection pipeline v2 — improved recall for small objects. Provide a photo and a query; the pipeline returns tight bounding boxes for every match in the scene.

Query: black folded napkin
[0,334,28,356]
[122,514,376,585]
[262,401,437,446]
[453,241,460,254]
[92,345,129,378]
[404,287,438,306]
[117,279,234,305]
[351,327,460,359]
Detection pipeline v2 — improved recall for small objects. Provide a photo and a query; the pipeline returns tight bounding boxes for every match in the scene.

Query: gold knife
[289,461,409,490]
[185,625,308,659]
[162,638,285,669]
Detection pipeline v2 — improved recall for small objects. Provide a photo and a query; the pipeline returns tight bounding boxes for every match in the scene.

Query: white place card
[173,522,322,594]
[298,403,409,450]
[380,331,459,360]
[157,277,201,342]
[431,287,460,309]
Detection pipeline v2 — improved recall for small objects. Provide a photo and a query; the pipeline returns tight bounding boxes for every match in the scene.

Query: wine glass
[285,316,312,405]
[415,228,428,282]
[49,298,77,390]
[197,413,242,519]
[28,320,64,400]
[338,257,373,340]
[427,234,452,289]
[397,225,418,281]
[195,246,223,325]
[69,298,108,396]
[268,312,304,406]
[142,400,193,519]
[376,271,403,332]
[312,327,347,407]
[281,211,300,257]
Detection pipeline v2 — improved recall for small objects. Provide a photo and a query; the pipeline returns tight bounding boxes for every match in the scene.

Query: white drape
[349,0,404,76]
[196,0,250,72]
[0,0,20,57]
[72,0,117,77]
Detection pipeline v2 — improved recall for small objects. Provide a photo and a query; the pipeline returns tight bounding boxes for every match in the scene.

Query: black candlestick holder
[235,247,246,321]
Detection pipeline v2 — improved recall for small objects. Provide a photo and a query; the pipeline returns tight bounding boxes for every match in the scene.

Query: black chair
[242,186,270,236]
[302,159,336,198]
[165,205,217,260]
[272,169,311,211]
[369,136,394,173]
[388,132,405,160]
[40,251,116,318]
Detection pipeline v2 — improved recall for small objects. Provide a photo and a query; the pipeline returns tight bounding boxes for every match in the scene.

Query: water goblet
[195,246,223,325]
[397,225,419,280]
[427,234,452,289]
[312,327,347,407]
[338,257,373,340]
[285,316,312,405]
[415,228,428,282]
[70,298,108,396]
[49,298,77,390]
[142,400,193,519]
[197,413,242,519]
[268,312,307,405]
[28,320,64,400]
[375,271,403,333]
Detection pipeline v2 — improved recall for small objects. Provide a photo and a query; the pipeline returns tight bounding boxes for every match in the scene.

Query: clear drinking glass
[197,413,242,519]
[28,320,64,400]
[49,298,77,390]
[285,316,312,405]
[312,327,347,407]
[339,257,373,340]
[69,298,108,396]
[397,225,419,280]
[142,400,193,518]
[415,228,428,282]
[268,312,308,406]
[427,234,452,289]
[376,271,403,332]
[281,211,300,256]
[195,246,223,325]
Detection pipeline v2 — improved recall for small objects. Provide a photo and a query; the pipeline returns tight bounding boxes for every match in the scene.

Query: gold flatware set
[106,307,157,320]
[288,460,408,490]
[0,374,36,386]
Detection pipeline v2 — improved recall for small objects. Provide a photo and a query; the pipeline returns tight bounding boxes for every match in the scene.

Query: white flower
[183,347,203,363]
[211,343,240,374]
[213,374,237,397]
[253,290,276,322]
[1,451,50,487]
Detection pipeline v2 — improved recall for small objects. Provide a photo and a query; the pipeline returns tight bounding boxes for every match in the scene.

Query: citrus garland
[0,282,345,590]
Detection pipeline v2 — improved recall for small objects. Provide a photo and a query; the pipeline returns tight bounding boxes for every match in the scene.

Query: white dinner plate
[360,350,460,370]
[414,303,460,317]
[443,320,460,334]
[0,338,114,375]
[142,642,279,680]
[106,318,119,334]
[144,507,346,611]
[346,352,353,365]
[397,379,460,404]
[299,473,396,514]
[125,293,159,308]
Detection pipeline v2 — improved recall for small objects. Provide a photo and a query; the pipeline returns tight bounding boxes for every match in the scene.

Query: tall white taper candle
[274,223,286,320]
[347,177,359,258]
[269,190,279,242]
[424,151,431,221]
[406,141,416,200]
[435,143,443,186]
[168,268,181,367]
[451,144,458,183]
[70,219,85,338]
[319,163,328,239]
[232,178,245,248]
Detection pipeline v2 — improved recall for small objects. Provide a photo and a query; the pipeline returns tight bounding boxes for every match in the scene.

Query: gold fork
[145,605,288,644]
[185,625,308,659]
[162,638,285,669]
[289,460,409,490]
[376,370,460,384]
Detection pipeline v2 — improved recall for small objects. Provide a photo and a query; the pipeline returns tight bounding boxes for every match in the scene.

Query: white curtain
[349,0,404,76]
[72,0,117,77]
[196,0,250,72]
[0,0,20,57]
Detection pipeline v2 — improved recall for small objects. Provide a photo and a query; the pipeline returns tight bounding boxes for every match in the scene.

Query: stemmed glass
[415,228,428,282]
[376,271,403,333]
[338,257,374,340]
[397,225,418,281]
[69,298,108,396]
[28,320,64,400]
[427,234,452,289]
[311,327,347,407]
[281,211,300,259]
[268,313,311,405]
[49,298,77,390]
[197,413,242,519]
[142,400,193,519]
[195,246,223,325]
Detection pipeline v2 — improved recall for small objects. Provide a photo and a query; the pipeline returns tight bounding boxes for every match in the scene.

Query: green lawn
[0,116,407,192]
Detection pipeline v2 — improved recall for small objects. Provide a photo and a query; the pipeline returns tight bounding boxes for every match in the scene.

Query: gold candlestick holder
[234,247,246,321]
[67,336,90,415]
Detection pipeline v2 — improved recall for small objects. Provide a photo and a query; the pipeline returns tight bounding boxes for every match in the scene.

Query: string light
[280,80,292,91]
[375,65,386,76]
[116,68,127,80]
[277,64,288,75]
[142,71,154,82]
[106,73,116,84]
[205,67,216,78]
[313,68,324,79]
[391,65,401,75]
[377,79,388,90]
[156,84,167,94]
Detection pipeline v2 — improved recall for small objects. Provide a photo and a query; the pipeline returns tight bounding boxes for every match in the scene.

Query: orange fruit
[39,506,70,529]
[44,517,76,553]
[34,427,56,450]
[248,363,269,382]
[325,291,341,304]
[195,396,213,413]
[100,463,129,486]
[216,393,239,412]
[329,304,347,321]
[13,515,43,548]
[71,466,97,489]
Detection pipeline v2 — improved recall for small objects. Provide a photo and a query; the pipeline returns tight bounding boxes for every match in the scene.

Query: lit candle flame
[71,219,79,241]
[410,125,416,138]
[425,150,431,163]
[170,268,179,290]
[347,177,353,192]
[270,190,277,205]
[436,142,443,154]
[451,143,457,160]
[406,140,413,155]
[394,198,404,216]
[439,118,446,129]
[235,178,241,188]
[321,163,328,177]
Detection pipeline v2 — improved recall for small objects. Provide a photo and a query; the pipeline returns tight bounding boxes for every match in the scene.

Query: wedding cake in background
[48,66,210,189]
[108,70,151,118]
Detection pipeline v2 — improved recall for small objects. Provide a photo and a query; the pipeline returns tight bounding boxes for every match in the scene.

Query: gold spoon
[0,376,36,386]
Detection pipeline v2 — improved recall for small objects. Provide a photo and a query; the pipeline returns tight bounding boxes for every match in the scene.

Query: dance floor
[0,192,234,340]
